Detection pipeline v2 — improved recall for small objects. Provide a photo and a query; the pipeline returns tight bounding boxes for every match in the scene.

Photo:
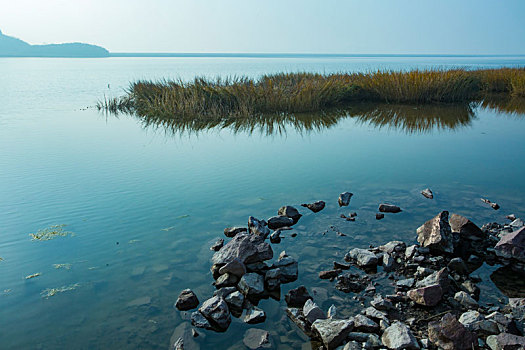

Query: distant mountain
[0,29,109,57]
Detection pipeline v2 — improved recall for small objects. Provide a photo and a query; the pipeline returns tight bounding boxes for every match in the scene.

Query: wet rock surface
[301,200,326,213]
[175,289,199,311]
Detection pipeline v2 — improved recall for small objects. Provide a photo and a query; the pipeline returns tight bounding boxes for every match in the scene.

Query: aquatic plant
[53,263,72,270]
[25,273,41,279]
[30,224,73,241]
[41,283,81,298]
[98,68,525,118]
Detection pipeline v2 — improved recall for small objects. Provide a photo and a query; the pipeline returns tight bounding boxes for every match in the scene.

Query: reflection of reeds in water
[480,94,525,116]
[130,103,481,136]
[351,103,475,134]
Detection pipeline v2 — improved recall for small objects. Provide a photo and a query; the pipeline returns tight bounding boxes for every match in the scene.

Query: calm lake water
[1,56,525,349]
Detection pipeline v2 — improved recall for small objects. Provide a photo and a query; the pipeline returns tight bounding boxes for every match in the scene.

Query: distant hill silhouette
[0,29,109,57]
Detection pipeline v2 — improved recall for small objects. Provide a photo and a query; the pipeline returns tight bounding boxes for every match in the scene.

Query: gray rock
[238,273,265,297]
[449,214,484,241]
[312,318,354,350]
[327,304,337,319]
[343,341,362,350]
[495,226,525,263]
[448,257,469,275]
[190,311,212,330]
[382,253,396,272]
[213,287,236,299]
[348,248,378,267]
[486,333,525,350]
[264,268,281,290]
[243,328,272,349]
[175,289,199,311]
[378,203,402,213]
[421,188,433,199]
[243,306,266,324]
[364,307,388,322]
[338,192,353,206]
[510,218,524,229]
[285,285,312,307]
[169,322,200,350]
[407,284,443,306]
[212,233,273,265]
[416,267,449,290]
[416,211,454,253]
[454,291,478,309]
[376,213,385,220]
[224,291,244,311]
[210,238,224,251]
[405,245,418,260]
[381,321,420,350]
[248,216,270,239]
[301,200,326,213]
[269,229,282,243]
[458,310,484,328]
[267,215,294,230]
[272,252,298,282]
[214,272,238,288]
[303,299,326,323]
[371,295,393,311]
[277,205,302,223]
[486,311,521,335]
[428,313,477,350]
[198,296,231,331]
[224,226,247,238]
[379,241,406,254]
[365,333,382,348]
[396,278,415,289]
[353,314,379,333]
[218,258,246,278]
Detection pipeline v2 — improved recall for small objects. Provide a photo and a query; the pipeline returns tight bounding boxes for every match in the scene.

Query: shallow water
[1,56,525,349]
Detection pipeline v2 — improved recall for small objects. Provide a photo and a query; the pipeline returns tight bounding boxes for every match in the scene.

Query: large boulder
[312,318,354,350]
[407,284,443,307]
[277,205,302,223]
[175,289,199,311]
[428,313,477,350]
[416,211,454,253]
[338,192,353,206]
[449,214,484,241]
[248,216,270,238]
[381,321,420,349]
[198,296,231,332]
[495,227,525,263]
[212,233,273,266]
[348,248,378,267]
[243,328,273,349]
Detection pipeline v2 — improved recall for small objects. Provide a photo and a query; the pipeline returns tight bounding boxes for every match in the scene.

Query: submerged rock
[169,322,200,350]
[428,313,477,350]
[381,321,420,350]
[175,289,200,311]
[212,233,273,266]
[285,285,312,307]
[416,211,454,253]
[378,204,402,213]
[243,328,273,349]
[338,192,353,207]
[495,226,525,263]
[248,216,270,239]
[312,318,354,350]
[198,296,231,332]
[301,200,326,213]
[264,268,281,290]
[376,213,385,220]
[421,188,433,199]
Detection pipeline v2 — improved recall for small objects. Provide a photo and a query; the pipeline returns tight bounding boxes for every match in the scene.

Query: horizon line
[109,52,525,58]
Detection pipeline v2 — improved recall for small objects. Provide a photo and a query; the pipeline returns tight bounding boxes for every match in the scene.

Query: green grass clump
[98,68,525,118]
[30,224,73,241]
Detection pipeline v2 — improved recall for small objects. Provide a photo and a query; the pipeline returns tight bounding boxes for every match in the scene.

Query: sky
[0,0,524,54]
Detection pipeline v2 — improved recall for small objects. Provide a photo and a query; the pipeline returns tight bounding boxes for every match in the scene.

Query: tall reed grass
[98,67,525,118]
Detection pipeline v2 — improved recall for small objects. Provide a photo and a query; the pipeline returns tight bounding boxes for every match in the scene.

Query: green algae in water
[53,263,72,270]
[30,224,74,241]
[41,283,80,298]
[25,273,41,279]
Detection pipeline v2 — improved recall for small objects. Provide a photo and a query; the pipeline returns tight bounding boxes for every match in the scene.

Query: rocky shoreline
[170,191,525,350]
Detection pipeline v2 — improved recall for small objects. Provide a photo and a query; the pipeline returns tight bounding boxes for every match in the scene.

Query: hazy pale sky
[1,0,524,54]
